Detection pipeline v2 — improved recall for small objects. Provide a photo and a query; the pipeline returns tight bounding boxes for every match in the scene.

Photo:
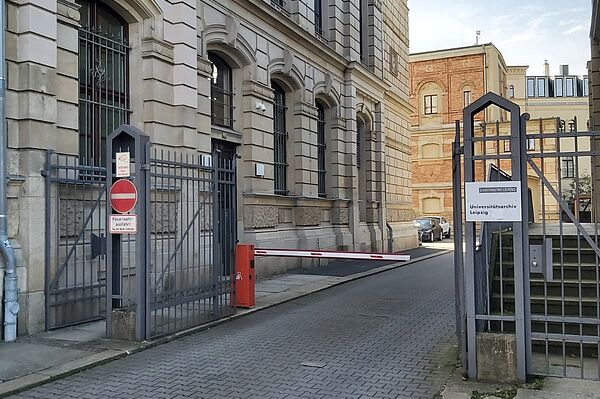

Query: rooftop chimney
[544,60,550,77]
[559,64,569,76]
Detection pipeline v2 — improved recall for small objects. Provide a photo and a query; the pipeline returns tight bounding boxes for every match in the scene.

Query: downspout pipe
[1,1,18,342]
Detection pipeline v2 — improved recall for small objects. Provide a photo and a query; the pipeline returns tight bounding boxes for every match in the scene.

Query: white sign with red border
[110,179,138,214]
[109,214,138,234]
[115,152,130,177]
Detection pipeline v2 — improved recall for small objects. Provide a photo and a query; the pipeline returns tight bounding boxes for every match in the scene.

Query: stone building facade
[0,0,415,335]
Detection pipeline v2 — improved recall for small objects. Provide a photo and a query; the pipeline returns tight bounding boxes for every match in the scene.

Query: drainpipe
[1,1,18,342]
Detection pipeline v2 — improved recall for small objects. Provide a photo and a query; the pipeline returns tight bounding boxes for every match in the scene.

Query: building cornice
[229,0,373,83]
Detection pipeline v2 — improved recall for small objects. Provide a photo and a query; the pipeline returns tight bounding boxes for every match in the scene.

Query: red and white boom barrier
[253,248,410,262]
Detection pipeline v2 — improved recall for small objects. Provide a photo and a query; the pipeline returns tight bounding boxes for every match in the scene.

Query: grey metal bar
[528,160,600,258]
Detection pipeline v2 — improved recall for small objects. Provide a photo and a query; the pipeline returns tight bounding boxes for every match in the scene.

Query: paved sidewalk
[441,365,600,399]
[0,246,450,397]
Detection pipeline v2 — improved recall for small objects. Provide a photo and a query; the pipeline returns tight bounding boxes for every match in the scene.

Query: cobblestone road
[13,253,456,399]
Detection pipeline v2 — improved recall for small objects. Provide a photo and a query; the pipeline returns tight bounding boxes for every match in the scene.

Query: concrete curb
[0,248,453,397]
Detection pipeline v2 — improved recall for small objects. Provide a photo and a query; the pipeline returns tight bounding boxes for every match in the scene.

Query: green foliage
[563,174,592,202]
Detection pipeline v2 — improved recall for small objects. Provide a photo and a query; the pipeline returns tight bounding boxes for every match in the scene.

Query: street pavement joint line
[301,362,327,368]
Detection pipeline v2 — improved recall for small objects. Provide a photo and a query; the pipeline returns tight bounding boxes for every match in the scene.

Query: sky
[408,0,592,76]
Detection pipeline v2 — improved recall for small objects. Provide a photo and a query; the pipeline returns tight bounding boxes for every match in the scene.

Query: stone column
[328,0,345,55]
[241,80,275,195]
[368,0,384,77]
[289,0,311,31]
[164,0,197,148]
[7,0,60,334]
[292,101,318,197]
[342,67,359,249]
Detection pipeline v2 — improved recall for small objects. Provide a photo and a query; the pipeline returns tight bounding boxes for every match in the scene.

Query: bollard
[235,244,255,308]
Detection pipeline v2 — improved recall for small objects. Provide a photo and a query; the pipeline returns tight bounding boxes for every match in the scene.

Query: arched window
[509,85,515,98]
[78,0,129,166]
[272,81,288,195]
[316,101,326,197]
[209,52,234,128]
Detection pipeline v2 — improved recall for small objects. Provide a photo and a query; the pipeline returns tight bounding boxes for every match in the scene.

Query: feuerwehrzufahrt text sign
[465,181,522,222]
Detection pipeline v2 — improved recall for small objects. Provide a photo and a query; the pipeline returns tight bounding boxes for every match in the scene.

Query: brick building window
[424,94,438,115]
[562,157,575,178]
[463,90,472,107]
[78,0,130,166]
[273,81,288,195]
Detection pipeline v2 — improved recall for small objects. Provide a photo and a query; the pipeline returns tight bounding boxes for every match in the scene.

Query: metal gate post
[452,121,467,372]
[461,92,528,381]
[106,125,150,341]
[510,111,527,382]
[462,108,477,379]
[519,113,532,375]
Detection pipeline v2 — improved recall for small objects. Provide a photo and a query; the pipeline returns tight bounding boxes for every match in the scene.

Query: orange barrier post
[235,244,255,308]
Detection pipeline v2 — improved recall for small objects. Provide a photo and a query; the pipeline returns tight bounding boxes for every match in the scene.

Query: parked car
[424,216,451,239]
[414,218,443,242]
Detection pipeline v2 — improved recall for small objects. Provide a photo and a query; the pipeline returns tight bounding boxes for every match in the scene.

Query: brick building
[0,0,416,337]
[409,44,508,220]
[409,44,589,223]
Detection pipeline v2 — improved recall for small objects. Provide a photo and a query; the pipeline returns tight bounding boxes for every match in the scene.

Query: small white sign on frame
[109,214,138,234]
[465,181,523,222]
[115,152,130,177]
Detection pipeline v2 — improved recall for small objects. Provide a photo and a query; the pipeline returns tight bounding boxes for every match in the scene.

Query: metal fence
[44,152,108,329]
[454,93,600,381]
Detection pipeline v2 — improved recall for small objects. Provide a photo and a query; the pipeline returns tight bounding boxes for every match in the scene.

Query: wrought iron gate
[45,128,238,338]
[454,92,600,381]
[44,152,108,329]
[146,144,236,339]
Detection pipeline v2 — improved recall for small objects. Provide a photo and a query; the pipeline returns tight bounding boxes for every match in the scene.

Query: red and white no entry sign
[110,179,137,214]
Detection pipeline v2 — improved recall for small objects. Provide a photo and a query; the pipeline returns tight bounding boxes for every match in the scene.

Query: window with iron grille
[78,0,130,166]
[315,0,324,36]
[359,0,368,64]
[273,82,288,195]
[424,94,438,115]
[316,102,326,197]
[209,52,234,128]
[357,118,364,168]
[562,157,575,178]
